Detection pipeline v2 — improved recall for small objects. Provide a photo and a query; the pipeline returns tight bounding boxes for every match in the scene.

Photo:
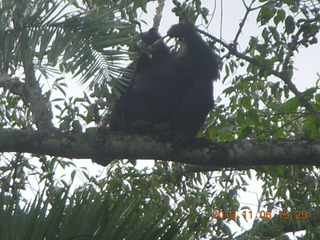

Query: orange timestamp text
[212,210,309,220]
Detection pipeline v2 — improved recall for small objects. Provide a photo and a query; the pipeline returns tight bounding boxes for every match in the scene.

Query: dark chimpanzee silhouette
[109,22,219,141]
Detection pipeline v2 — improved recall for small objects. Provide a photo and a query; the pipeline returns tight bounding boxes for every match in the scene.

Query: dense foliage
[0,0,319,239]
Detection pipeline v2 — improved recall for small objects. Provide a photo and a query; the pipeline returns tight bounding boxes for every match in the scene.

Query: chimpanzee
[109,22,219,141]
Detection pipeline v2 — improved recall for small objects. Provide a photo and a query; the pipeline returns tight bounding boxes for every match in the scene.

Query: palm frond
[0,187,186,240]
[0,1,136,87]
[48,5,136,86]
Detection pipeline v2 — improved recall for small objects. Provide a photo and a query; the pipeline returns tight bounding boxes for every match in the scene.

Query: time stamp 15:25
[212,210,309,220]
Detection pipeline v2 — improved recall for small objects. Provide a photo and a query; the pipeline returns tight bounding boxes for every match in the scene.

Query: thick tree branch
[153,0,165,29]
[0,74,25,95]
[0,72,55,130]
[0,129,319,169]
[22,62,54,130]
[11,4,54,131]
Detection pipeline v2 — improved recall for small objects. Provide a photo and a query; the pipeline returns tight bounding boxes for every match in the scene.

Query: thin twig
[234,0,254,46]
[199,28,320,123]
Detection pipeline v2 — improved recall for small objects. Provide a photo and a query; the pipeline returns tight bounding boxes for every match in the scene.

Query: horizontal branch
[0,129,319,169]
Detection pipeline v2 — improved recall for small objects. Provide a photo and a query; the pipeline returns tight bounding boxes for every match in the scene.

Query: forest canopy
[0,0,319,239]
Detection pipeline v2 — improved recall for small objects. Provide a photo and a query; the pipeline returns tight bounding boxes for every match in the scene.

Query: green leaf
[257,6,277,25]
[302,87,317,100]
[241,96,252,110]
[303,115,319,139]
[285,15,295,34]
[263,166,284,178]
[274,9,286,26]
[281,97,300,112]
